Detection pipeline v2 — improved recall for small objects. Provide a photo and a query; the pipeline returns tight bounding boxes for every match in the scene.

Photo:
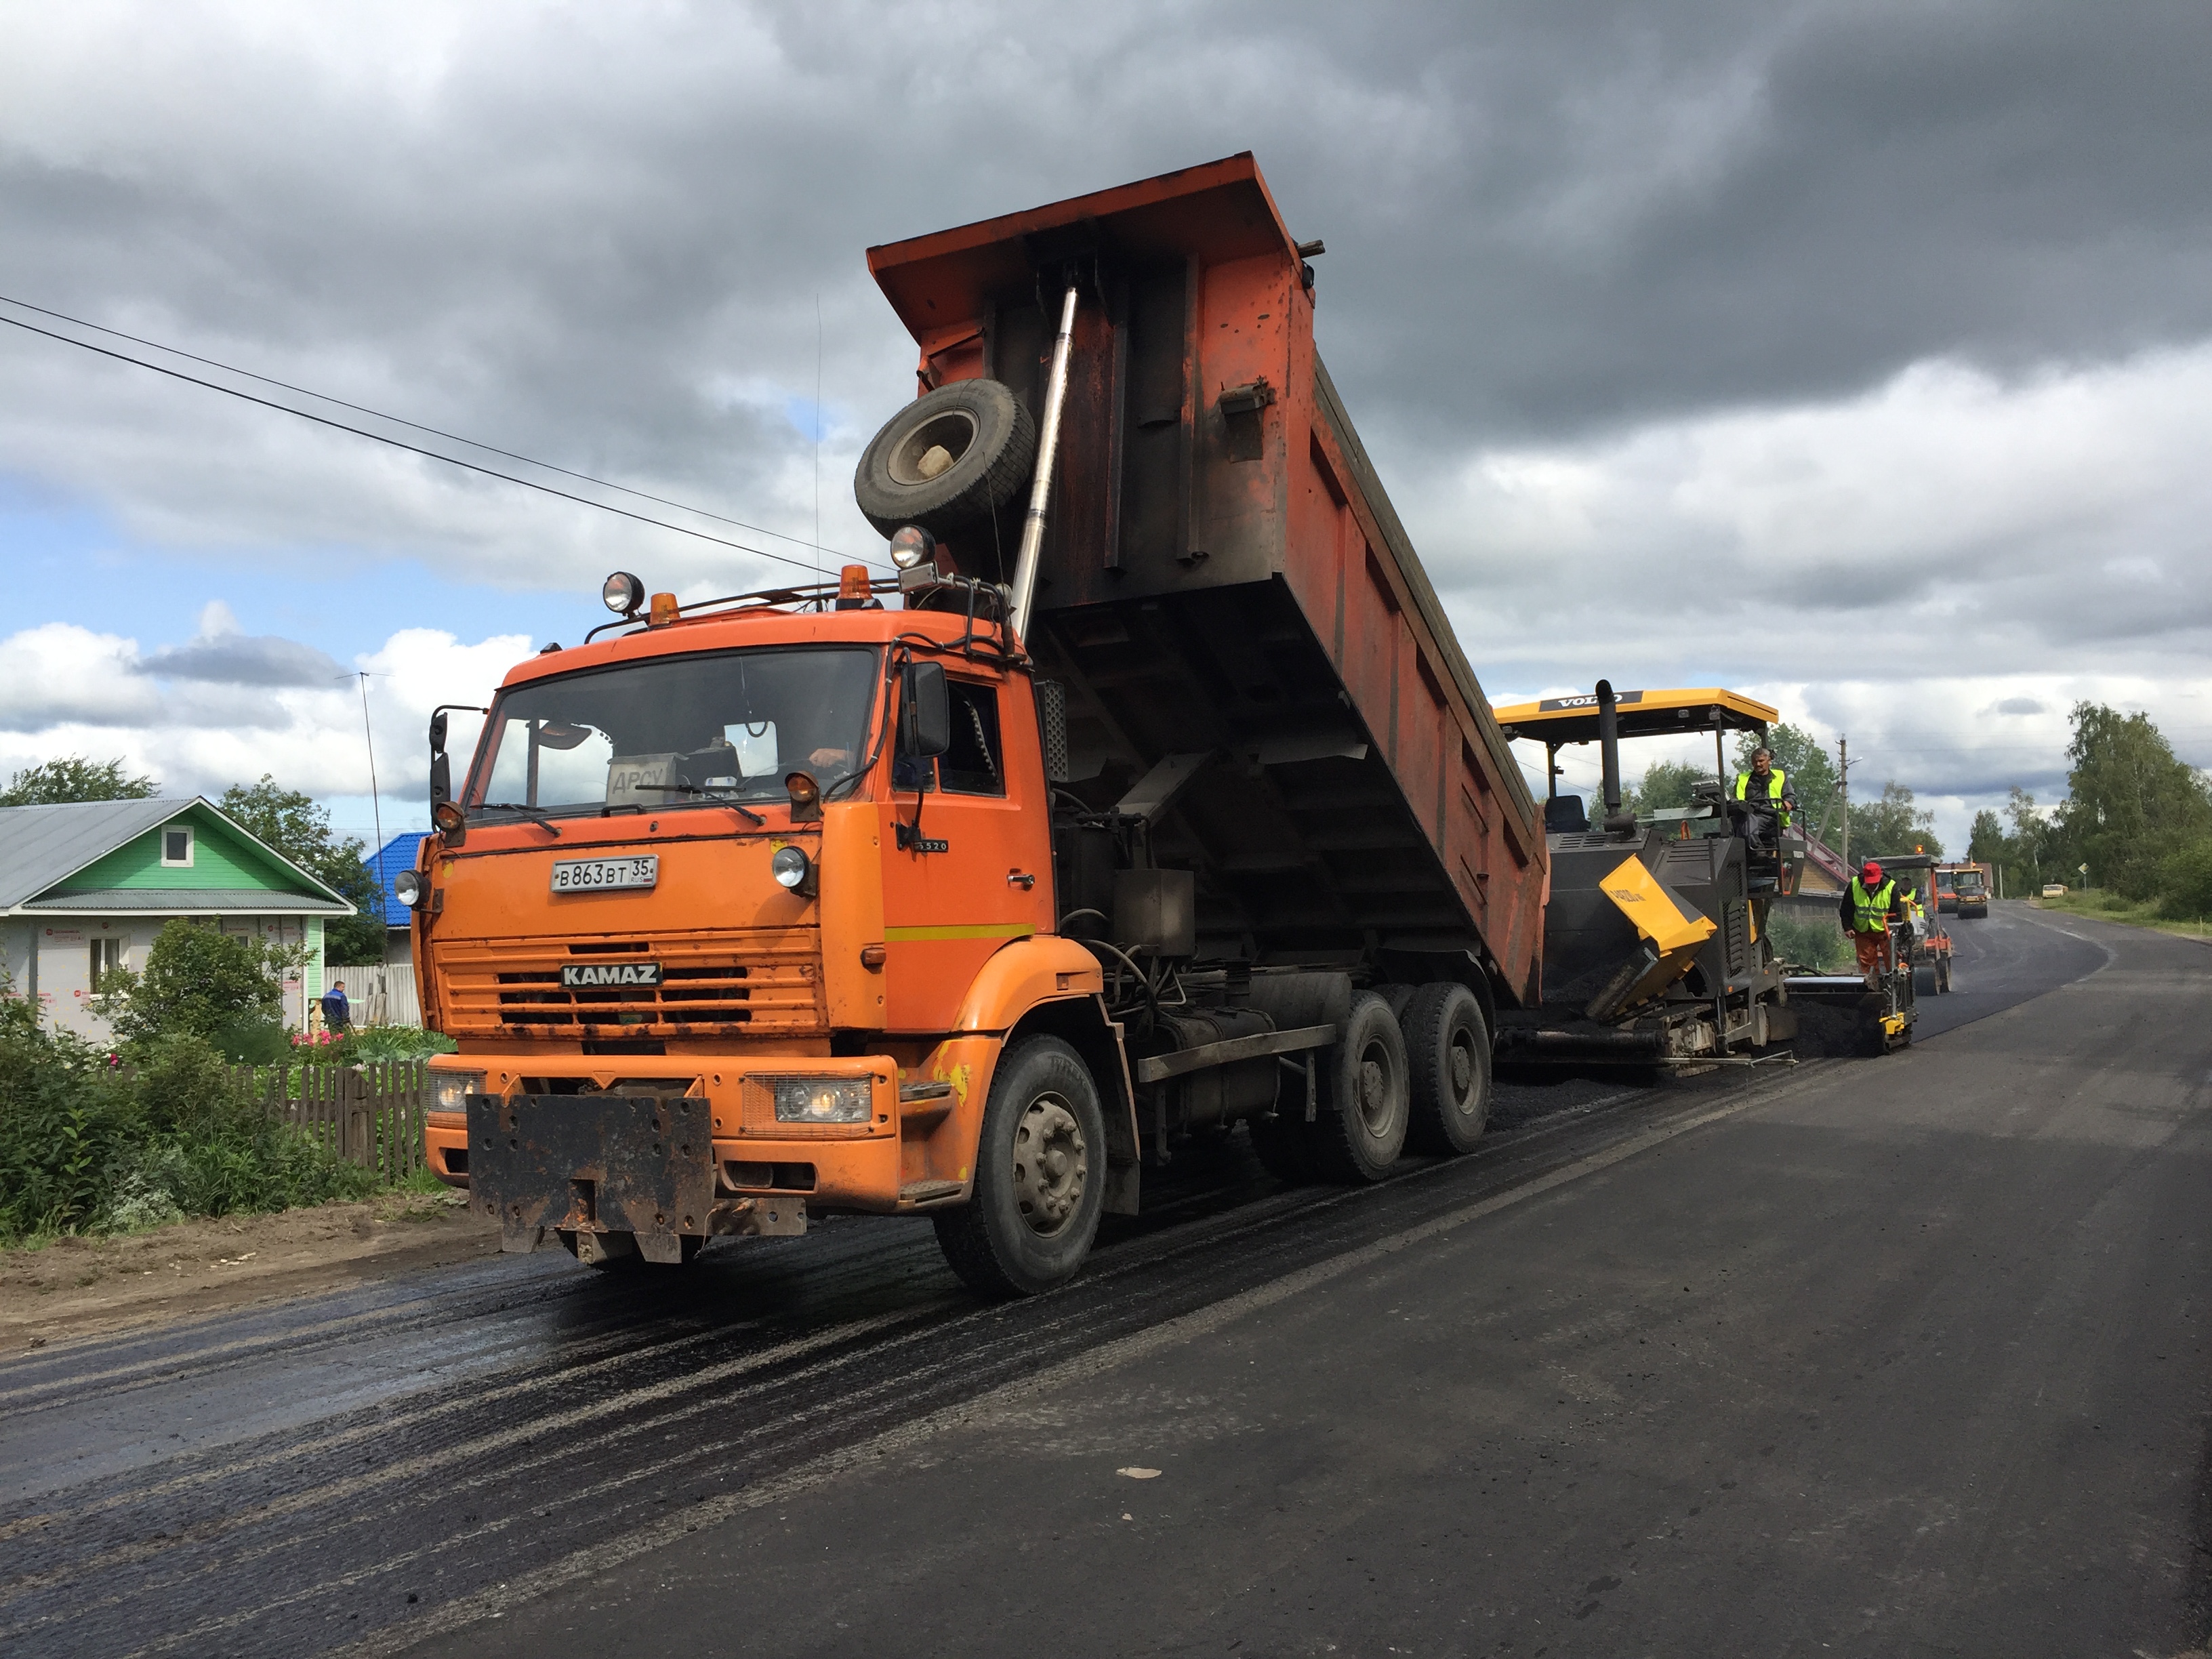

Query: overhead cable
[0,304,886,577]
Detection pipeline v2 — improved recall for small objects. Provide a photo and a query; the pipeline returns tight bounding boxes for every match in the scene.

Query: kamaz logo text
[560,962,663,989]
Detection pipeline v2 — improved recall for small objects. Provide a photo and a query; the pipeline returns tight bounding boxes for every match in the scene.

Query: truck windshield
[468,646,880,818]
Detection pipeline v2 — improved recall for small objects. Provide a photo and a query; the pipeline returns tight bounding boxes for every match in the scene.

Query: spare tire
[853,378,1036,539]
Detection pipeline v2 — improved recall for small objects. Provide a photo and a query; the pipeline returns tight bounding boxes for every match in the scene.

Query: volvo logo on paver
[560,962,663,988]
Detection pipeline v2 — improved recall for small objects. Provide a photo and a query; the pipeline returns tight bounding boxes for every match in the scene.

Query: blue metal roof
[367,832,430,926]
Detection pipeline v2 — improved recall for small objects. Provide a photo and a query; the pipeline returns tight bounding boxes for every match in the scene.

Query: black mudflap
[466,1093,713,1261]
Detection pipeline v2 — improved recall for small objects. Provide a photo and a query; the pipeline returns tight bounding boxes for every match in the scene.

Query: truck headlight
[771,844,814,893]
[430,1069,488,1115]
[771,1077,871,1124]
[394,869,424,907]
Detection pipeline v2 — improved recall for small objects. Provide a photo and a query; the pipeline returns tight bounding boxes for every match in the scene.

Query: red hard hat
[1861,859,1883,881]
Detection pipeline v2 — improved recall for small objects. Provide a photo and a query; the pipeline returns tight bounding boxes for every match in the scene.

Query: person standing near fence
[320,979,351,1036]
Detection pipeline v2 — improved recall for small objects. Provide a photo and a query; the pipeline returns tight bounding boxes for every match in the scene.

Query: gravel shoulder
[0,1190,501,1351]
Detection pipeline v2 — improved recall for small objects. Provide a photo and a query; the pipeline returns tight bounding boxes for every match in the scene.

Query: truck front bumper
[424,1048,989,1250]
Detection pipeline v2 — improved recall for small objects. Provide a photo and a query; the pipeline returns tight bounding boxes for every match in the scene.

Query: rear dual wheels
[934,1036,1107,1298]
[1253,986,1490,1183]
[1402,982,1492,1155]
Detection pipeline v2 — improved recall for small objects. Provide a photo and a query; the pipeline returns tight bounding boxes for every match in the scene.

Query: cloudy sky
[3,0,2208,853]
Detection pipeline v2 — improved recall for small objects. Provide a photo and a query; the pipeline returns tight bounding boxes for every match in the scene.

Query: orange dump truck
[411,155,1547,1294]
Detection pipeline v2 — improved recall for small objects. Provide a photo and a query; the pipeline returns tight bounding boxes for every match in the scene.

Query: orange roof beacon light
[647,591,680,627]
[836,563,872,609]
[601,571,645,617]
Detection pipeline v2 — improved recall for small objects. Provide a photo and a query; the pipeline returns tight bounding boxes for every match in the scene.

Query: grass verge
[2030,892,2212,942]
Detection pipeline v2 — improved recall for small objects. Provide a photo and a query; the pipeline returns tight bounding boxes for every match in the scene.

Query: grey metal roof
[22,887,353,915]
[0,797,352,914]
[0,798,180,910]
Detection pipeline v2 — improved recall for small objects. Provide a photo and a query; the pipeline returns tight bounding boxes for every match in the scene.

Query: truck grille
[435,930,825,1039]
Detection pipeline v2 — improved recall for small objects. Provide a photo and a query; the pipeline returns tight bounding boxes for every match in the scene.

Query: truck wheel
[932,1036,1106,1297]
[1309,991,1410,1183]
[1402,982,1490,1155]
[853,378,1037,539]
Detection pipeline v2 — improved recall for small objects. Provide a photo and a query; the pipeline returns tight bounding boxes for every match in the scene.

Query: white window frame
[161,825,194,868]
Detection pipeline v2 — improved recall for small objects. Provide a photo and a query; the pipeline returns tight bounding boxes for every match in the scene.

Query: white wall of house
[14,913,333,1041]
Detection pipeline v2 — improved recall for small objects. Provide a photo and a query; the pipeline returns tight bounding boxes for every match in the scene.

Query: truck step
[899,1179,966,1206]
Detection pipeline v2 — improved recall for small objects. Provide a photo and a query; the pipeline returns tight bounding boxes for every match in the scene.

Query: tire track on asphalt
[2,1076,1786,1659]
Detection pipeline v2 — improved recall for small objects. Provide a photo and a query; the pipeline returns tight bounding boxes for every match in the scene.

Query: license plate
[550,855,659,893]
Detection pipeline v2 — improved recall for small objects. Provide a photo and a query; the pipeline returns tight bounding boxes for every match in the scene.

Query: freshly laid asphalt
[1,903,2204,1658]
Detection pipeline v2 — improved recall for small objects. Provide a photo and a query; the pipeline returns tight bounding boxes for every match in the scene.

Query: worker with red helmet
[1840,859,1910,987]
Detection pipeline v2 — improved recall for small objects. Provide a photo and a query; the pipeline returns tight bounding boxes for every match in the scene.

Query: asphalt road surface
[3,903,2205,1658]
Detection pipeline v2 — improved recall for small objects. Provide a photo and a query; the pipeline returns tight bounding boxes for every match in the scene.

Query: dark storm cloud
[4,0,2211,851]
[9,2,2209,496]
[137,632,340,687]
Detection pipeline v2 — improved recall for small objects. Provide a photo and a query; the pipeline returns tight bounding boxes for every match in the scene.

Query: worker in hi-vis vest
[1730,746,1796,850]
[1839,859,1910,987]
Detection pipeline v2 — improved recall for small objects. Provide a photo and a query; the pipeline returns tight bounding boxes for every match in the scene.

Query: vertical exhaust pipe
[1007,280,1080,644]
[1596,680,1622,815]
[1596,679,1630,832]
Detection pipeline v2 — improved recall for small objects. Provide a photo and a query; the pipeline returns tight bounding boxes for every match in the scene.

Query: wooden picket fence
[232,1060,431,1183]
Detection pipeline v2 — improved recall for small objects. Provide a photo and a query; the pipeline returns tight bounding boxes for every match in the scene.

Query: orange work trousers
[1853,931,1890,976]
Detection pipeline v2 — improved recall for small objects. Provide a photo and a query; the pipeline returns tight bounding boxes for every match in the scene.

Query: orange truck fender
[944,935,1143,1216]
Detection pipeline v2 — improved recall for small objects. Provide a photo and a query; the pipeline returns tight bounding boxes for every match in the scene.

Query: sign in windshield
[470,647,879,820]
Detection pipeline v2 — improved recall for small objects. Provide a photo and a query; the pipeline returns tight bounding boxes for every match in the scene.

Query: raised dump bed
[864,152,1547,1006]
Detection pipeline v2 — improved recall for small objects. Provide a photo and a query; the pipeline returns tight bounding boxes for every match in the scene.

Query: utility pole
[1837,735,1853,867]
[342,672,386,909]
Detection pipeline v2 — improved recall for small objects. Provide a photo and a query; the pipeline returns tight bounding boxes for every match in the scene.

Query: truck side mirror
[902,661,952,758]
[428,710,451,805]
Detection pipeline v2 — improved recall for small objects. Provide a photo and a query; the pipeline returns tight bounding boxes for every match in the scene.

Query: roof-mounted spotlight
[602,571,646,617]
[887,525,937,571]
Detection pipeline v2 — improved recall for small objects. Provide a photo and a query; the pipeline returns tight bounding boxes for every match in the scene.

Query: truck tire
[1402,981,1491,1155]
[853,378,1036,539]
[1309,991,1410,1183]
[933,1036,1106,1297]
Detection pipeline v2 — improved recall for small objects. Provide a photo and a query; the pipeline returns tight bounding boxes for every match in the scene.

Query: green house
[0,798,355,1040]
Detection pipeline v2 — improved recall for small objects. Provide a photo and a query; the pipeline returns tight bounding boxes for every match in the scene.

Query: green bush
[95,918,291,1049]
[211,1017,293,1065]
[0,994,141,1238]
[2156,837,2212,920]
[338,1025,459,1063]
[0,996,371,1243]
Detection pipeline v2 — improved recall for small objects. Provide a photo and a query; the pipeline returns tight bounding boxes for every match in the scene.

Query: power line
[0,292,864,564]
[0,305,888,577]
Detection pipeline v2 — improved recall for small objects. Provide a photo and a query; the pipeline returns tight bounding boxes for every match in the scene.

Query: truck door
[880,671,1054,1031]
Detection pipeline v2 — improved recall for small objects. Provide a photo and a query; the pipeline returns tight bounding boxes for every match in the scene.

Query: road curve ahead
[1,905,2205,1657]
